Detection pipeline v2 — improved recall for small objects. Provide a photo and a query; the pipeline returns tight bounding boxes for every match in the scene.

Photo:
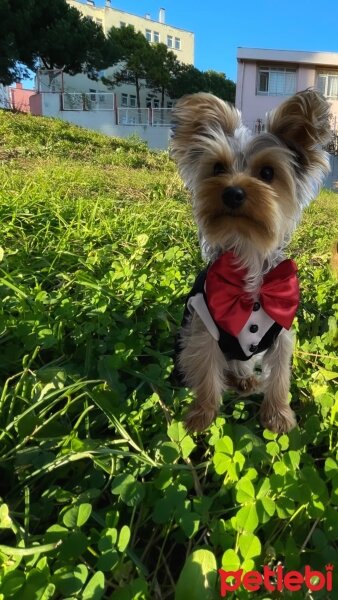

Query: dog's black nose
[222,186,246,209]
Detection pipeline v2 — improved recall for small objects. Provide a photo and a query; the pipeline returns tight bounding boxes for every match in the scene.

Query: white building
[29,1,195,148]
[64,0,194,109]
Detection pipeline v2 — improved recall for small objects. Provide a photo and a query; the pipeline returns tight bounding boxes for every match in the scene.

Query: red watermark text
[218,564,334,596]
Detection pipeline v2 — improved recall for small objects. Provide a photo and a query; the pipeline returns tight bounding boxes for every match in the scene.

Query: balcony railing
[59,94,174,127]
[117,107,150,125]
[62,92,115,111]
[152,108,172,126]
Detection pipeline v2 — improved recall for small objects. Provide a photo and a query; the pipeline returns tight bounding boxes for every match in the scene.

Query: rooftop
[237,47,338,67]
[69,0,194,33]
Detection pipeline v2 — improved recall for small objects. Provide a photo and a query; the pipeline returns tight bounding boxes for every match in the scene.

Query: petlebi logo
[218,564,334,596]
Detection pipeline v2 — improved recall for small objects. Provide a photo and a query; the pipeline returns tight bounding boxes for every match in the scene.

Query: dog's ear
[171,92,241,166]
[171,93,241,185]
[172,92,240,141]
[266,90,332,150]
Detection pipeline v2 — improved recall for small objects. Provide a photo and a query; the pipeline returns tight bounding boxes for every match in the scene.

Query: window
[120,21,126,28]
[153,98,160,108]
[121,93,128,107]
[89,88,96,102]
[167,101,173,108]
[129,95,136,107]
[154,31,160,43]
[167,35,173,48]
[257,66,296,96]
[175,37,181,50]
[317,72,338,99]
[145,29,152,42]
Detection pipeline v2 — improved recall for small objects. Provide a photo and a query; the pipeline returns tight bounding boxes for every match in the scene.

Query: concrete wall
[28,93,338,176]
[9,83,35,113]
[29,93,42,115]
[30,92,171,149]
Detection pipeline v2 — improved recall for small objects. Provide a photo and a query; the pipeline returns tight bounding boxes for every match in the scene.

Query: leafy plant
[0,110,337,599]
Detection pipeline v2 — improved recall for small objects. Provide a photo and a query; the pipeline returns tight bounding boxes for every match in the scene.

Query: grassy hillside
[0,110,337,600]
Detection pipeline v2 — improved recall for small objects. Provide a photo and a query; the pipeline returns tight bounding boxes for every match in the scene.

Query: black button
[250,324,258,333]
[249,344,258,353]
[253,302,260,311]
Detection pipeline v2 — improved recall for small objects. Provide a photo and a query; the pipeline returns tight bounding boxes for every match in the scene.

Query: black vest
[181,267,282,362]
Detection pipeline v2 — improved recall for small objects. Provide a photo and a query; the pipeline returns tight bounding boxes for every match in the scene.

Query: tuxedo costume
[180,252,300,363]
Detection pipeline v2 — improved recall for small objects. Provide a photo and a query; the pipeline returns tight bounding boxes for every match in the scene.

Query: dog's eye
[260,166,274,182]
[214,163,226,176]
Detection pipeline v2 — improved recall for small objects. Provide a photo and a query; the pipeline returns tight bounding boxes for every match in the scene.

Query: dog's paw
[226,373,261,395]
[260,400,297,433]
[184,404,217,433]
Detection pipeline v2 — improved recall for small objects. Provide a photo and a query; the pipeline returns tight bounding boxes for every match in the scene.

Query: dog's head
[171,91,331,256]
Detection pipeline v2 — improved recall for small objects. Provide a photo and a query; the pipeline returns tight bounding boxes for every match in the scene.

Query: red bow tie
[205,252,300,337]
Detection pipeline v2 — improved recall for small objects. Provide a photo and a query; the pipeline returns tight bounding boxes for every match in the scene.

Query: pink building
[9,82,35,113]
[235,48,338,132]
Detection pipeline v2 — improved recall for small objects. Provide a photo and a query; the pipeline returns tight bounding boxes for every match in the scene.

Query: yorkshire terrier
[171,90,331,433]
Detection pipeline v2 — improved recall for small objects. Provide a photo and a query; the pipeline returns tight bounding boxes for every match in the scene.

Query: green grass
[0,110,337,600]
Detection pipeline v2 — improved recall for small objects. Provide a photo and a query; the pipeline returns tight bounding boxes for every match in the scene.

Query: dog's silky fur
[171,90,331,433]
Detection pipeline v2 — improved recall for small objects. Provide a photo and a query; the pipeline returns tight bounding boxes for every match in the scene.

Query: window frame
[256,65,297,97]
[89,88,96,102]
[167,35,173,48]
[317,71,338,99]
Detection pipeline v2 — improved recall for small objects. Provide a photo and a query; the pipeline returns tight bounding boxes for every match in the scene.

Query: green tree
[0,0,110,85]
[168,64,236,104]
[204,70,236,104]
[0,0,33,84]
[167,64,207,99]
[145,43,181,107]
[104,25,151,109]
[30,2,108,78]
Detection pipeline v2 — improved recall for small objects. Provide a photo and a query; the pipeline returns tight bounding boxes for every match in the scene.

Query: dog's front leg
[260,329,297,433]
[178,312,226,432]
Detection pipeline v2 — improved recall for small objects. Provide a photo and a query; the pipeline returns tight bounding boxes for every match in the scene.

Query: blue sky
[22,0,338,85]
[98,0,338,81]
